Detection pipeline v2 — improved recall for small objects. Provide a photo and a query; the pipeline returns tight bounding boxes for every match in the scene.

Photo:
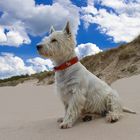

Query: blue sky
[0,0,140,79]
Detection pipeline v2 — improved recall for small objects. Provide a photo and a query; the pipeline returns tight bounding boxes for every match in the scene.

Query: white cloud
[99,0,140,14]
[75,43,102,59]
[0,27,7,42]
[0,29,31,47]
[0,53,54,79]
[0,53,35,79]
[27,57,53,72]
[99,0,125,9]
[0,0,80,47]
[87,0,94,6]
[81,0,140,42]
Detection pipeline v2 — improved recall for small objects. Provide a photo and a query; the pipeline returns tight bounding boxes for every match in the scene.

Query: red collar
[54,57,79,71]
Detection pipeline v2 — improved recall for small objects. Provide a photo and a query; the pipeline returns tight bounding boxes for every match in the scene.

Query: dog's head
[36,21,76,60]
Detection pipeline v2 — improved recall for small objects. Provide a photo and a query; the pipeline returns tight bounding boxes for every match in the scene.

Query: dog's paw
[59,122,72,129]
[57,117,63,123]
[106,112,121,123]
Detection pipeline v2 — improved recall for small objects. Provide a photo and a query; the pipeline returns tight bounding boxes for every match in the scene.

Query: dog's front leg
[57,103,68,123]
[59,91,86,129]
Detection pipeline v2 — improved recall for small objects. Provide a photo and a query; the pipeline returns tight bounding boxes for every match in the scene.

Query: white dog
[37,22,136,129]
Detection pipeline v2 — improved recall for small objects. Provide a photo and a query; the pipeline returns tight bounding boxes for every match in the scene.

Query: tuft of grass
[118,47,136,60]
[47,78,55,85]
[0,71,55,87]
[34,71,54,82]
[127,65,138,73]
[0,74,30,83]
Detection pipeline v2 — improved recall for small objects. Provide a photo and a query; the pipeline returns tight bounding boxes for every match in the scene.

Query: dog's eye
[51,39,57,43]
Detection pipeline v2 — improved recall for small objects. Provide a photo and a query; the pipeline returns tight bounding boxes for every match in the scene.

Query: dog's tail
[123,107,136,114]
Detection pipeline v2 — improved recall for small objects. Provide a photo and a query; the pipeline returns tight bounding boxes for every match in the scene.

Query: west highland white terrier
[37,22,136,129]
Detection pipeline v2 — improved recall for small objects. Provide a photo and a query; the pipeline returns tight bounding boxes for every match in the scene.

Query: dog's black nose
[36,44,43,50]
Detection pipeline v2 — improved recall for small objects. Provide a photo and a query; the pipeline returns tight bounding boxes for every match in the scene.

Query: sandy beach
[0,75,140,140]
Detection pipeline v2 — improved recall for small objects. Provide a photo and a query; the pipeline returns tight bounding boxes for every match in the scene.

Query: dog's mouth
[38,50,50,58]
[38,50,48,57]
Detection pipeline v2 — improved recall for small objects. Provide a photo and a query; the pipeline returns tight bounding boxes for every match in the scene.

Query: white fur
[37,22,123,129]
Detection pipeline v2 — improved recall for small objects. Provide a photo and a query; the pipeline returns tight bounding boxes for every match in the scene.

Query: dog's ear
[50,26,55,34]
[64,21,71,35]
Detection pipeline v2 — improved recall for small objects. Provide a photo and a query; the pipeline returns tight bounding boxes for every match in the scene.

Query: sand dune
[0,76,140,140]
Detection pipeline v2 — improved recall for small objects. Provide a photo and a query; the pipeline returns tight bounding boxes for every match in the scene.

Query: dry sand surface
[0,76,140,140]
